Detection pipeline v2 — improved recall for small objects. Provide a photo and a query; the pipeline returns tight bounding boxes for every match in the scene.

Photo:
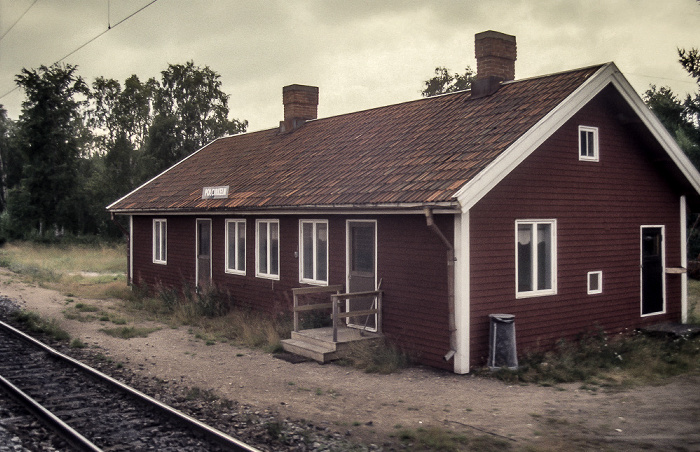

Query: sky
[1,0,699,133]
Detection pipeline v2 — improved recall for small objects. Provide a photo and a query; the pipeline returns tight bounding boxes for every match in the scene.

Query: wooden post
[332,294,339,343]
[293,291,299,332]
[376,292,383,334]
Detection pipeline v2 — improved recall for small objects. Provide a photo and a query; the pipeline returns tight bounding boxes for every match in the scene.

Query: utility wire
[0,0,39,42]
[0,0,159,103]
[55,0,158,64]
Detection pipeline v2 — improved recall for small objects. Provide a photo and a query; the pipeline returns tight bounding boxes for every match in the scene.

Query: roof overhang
[454,62,700,212]
[109,201,461,216]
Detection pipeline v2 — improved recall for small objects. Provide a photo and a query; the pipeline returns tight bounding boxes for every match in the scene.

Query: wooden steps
[281,326,382,364]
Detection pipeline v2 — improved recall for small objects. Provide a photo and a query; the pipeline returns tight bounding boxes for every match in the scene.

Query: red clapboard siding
[131,212,454,370]
[469,93,683,367]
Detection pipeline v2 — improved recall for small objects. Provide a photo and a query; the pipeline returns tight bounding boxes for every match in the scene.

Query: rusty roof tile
[108,65,602,213]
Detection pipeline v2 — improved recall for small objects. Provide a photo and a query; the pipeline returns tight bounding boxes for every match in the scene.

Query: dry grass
[191,310,290,351]
[0,241,126,299]
[687,278,700,324]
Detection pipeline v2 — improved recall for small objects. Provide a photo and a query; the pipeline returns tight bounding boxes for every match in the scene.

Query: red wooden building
[108,31,700,373]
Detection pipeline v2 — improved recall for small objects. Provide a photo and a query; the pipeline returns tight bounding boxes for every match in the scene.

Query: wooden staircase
[281,326,382,363]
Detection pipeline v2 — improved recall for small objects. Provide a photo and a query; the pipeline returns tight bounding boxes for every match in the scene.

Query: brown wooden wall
[469,93,684,366]
[131,213,453,370]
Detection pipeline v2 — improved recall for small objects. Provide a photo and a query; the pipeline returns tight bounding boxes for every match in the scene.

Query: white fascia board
[454,62,700,212]
[607,70,700,195]
[110,203,460,216]
[454,63,618,212]
[105,137,226,211]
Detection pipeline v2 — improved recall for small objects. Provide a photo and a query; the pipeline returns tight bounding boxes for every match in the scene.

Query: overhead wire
[54,0,158,64]
[0,0,159,103]
[0,0,39,42]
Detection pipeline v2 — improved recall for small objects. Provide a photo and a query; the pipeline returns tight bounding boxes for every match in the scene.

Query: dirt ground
[1,267,699,451]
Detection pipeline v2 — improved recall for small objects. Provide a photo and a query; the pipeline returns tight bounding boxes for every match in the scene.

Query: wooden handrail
[292,285,382,341]
[331,291,383,342]
[292,285,343,332]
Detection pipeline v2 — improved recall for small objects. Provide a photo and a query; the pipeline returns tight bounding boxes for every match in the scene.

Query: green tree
[11,63,90,237]
[0,106,15,212]
[645,47,700,258]
[644,48,700,169]
[90,75,156,155]
[421,66,475,97]
[145,61,247,173]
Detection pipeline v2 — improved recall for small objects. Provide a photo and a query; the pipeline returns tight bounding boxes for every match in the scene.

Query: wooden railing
[292,285,382,342]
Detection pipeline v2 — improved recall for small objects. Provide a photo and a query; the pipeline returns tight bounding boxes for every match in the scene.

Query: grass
[338,339,413,374]
[687,278,700,324]
[0,241,126,299]
[10,310,71,342]
[490,326,700,387]
[2,240,700,381]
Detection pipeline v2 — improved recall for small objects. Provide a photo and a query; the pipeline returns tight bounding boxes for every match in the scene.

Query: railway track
[0,319,260,451]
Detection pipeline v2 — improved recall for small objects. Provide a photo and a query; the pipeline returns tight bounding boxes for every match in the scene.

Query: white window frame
[299,220,329,285]
[515,219,557,298]
[152,219,167,264]
[587,271,603,295]
[640,225,667,317]
[225,219,246,275]
[578,126,599,162]
[256,219,280,280]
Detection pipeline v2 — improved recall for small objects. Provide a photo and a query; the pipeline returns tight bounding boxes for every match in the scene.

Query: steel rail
[0,374,103,452]
[0,319,261,452]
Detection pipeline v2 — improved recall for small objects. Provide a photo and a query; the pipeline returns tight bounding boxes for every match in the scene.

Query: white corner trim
[129,215,133,283]
[608,73,700,195]
[681,195,688,323]
[453,211,470,374]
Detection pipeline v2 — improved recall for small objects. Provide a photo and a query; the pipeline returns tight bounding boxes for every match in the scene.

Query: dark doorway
[197,219,212,289]
[641,226,664,315]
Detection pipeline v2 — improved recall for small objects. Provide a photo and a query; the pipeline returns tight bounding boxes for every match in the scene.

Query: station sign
[202,186,229,199]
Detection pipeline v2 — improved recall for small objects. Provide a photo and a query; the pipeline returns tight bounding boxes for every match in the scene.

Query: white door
[346,220,377,330]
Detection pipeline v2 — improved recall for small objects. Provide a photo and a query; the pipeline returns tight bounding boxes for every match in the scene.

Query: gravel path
[1,268,699,451]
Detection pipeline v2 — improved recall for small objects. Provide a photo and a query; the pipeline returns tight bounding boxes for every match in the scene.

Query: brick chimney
[280,84,318,133]
[472,31,516,98]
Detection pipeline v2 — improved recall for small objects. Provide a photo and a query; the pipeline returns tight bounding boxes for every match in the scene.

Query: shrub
[493,327,700,386]
[340,339,413,374]
[11,310,70,342]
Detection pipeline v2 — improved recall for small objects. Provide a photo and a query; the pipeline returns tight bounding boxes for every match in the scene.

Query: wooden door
[346,220,377,330]
[641,226,665,315]
[197,219,212,289]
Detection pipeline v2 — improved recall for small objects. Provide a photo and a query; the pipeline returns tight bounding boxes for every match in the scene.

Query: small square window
[587,271,603,295]
[579,126,599,162]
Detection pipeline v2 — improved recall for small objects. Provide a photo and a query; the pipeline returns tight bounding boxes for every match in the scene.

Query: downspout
[110,213,131,286]
[424,208,457,362]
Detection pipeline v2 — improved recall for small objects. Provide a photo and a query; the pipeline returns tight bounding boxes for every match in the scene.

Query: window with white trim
[153,219,167,264]
[300,220,328,284]
[256,219,279,279]
[587,271,603,295]
[516,219,557,297]
[225,219,246,275]
[579,126,599,162]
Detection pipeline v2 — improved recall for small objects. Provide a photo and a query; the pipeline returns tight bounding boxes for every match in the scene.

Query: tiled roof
[108,65,603,212]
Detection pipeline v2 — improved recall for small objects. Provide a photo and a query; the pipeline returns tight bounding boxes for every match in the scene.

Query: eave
[454,62,700,212]
[108,201,462,216]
